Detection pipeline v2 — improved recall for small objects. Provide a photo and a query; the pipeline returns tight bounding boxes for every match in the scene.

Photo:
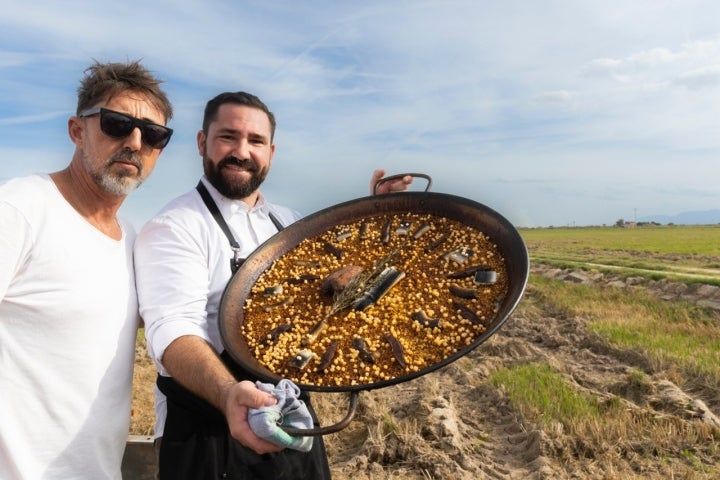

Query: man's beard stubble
[203,155,267,199]
[84,149,145,196]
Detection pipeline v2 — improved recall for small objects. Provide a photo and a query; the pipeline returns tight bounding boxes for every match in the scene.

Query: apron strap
[196,180,285,274]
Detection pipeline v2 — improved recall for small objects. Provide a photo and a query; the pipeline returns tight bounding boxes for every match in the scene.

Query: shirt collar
[199,176,271,219]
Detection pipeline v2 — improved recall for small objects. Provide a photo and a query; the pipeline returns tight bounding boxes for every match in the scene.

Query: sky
[1,0,719,228]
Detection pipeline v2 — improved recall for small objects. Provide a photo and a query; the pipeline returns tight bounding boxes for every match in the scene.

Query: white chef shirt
[134,176,302,437]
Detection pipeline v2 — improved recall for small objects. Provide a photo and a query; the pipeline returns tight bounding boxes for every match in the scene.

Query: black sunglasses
[78,107,173,149]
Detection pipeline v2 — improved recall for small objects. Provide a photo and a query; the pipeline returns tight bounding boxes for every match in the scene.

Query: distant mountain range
[637,209,720,225]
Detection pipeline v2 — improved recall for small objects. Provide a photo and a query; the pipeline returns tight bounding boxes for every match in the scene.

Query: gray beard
[84,150,144,196]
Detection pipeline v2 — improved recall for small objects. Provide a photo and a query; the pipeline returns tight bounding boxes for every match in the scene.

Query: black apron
[155,182,331,479]
[156,355,330,479]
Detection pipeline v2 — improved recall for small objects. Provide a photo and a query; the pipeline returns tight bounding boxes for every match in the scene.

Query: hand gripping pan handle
[372,172,432,195]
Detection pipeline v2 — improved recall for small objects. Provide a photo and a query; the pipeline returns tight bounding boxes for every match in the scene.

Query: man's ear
[197,130,206,156]
[68,116,84,146]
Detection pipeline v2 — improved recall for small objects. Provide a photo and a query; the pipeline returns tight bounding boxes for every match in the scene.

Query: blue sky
[2,0,719,228]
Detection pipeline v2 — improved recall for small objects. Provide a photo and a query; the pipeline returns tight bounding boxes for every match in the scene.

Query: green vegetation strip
[520,225,720,257]
[530,275,720,383]
[520,225,720,277]
[490,363,608,427]
[489,361,720,474]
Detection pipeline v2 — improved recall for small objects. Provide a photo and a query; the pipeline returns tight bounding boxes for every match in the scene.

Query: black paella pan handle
[373,172,432,195]
[281,391,359,436]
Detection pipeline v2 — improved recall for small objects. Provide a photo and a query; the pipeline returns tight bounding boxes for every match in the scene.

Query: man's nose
[233,138,251,157]
[123,127,143,151]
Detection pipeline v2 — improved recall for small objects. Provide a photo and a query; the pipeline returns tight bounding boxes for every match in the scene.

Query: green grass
[490,363,609,428]
[530,274,720,384]
[484,226,720,477]
[488,275,720,476]
[520,225,720,257]
[520,225,720,284]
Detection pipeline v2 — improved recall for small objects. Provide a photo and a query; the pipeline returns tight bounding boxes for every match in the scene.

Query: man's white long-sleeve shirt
[134,176,301,437]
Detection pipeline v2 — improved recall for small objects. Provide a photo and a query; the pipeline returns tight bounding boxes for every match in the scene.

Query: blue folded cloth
[247,379,314,452]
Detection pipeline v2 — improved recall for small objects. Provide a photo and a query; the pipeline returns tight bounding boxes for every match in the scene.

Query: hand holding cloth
[248,379,314,452]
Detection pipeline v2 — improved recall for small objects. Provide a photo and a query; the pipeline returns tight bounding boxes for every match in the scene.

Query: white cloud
[532,90,577,104]
[0,111,67,126]
[0,51,35,68]
[673,65,720,89]
[628,47,681,67]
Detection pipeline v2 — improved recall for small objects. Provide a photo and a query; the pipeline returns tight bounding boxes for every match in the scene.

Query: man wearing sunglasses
[0,60,173,479]
[134,91,412,479]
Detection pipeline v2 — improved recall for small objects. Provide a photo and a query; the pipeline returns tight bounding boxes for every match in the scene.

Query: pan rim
[219,191,529,392]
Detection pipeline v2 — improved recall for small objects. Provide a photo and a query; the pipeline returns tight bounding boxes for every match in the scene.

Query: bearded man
[134,91,411,479]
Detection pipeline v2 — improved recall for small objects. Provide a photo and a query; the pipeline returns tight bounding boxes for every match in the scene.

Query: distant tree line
[614,219,663,228]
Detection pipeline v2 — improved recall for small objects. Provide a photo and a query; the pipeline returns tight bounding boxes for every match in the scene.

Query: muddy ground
[131,265,720,479]
[309,267,720,479]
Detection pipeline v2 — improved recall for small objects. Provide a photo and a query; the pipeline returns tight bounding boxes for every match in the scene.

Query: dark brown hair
[202,91,276,140]
[76,60,173,122]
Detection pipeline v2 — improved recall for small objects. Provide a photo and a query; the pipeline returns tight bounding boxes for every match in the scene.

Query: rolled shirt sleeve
[134,205,219,374]
[134,179,303,377]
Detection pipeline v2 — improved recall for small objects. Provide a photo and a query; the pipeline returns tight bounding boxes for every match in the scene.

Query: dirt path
[315,269,720,479]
